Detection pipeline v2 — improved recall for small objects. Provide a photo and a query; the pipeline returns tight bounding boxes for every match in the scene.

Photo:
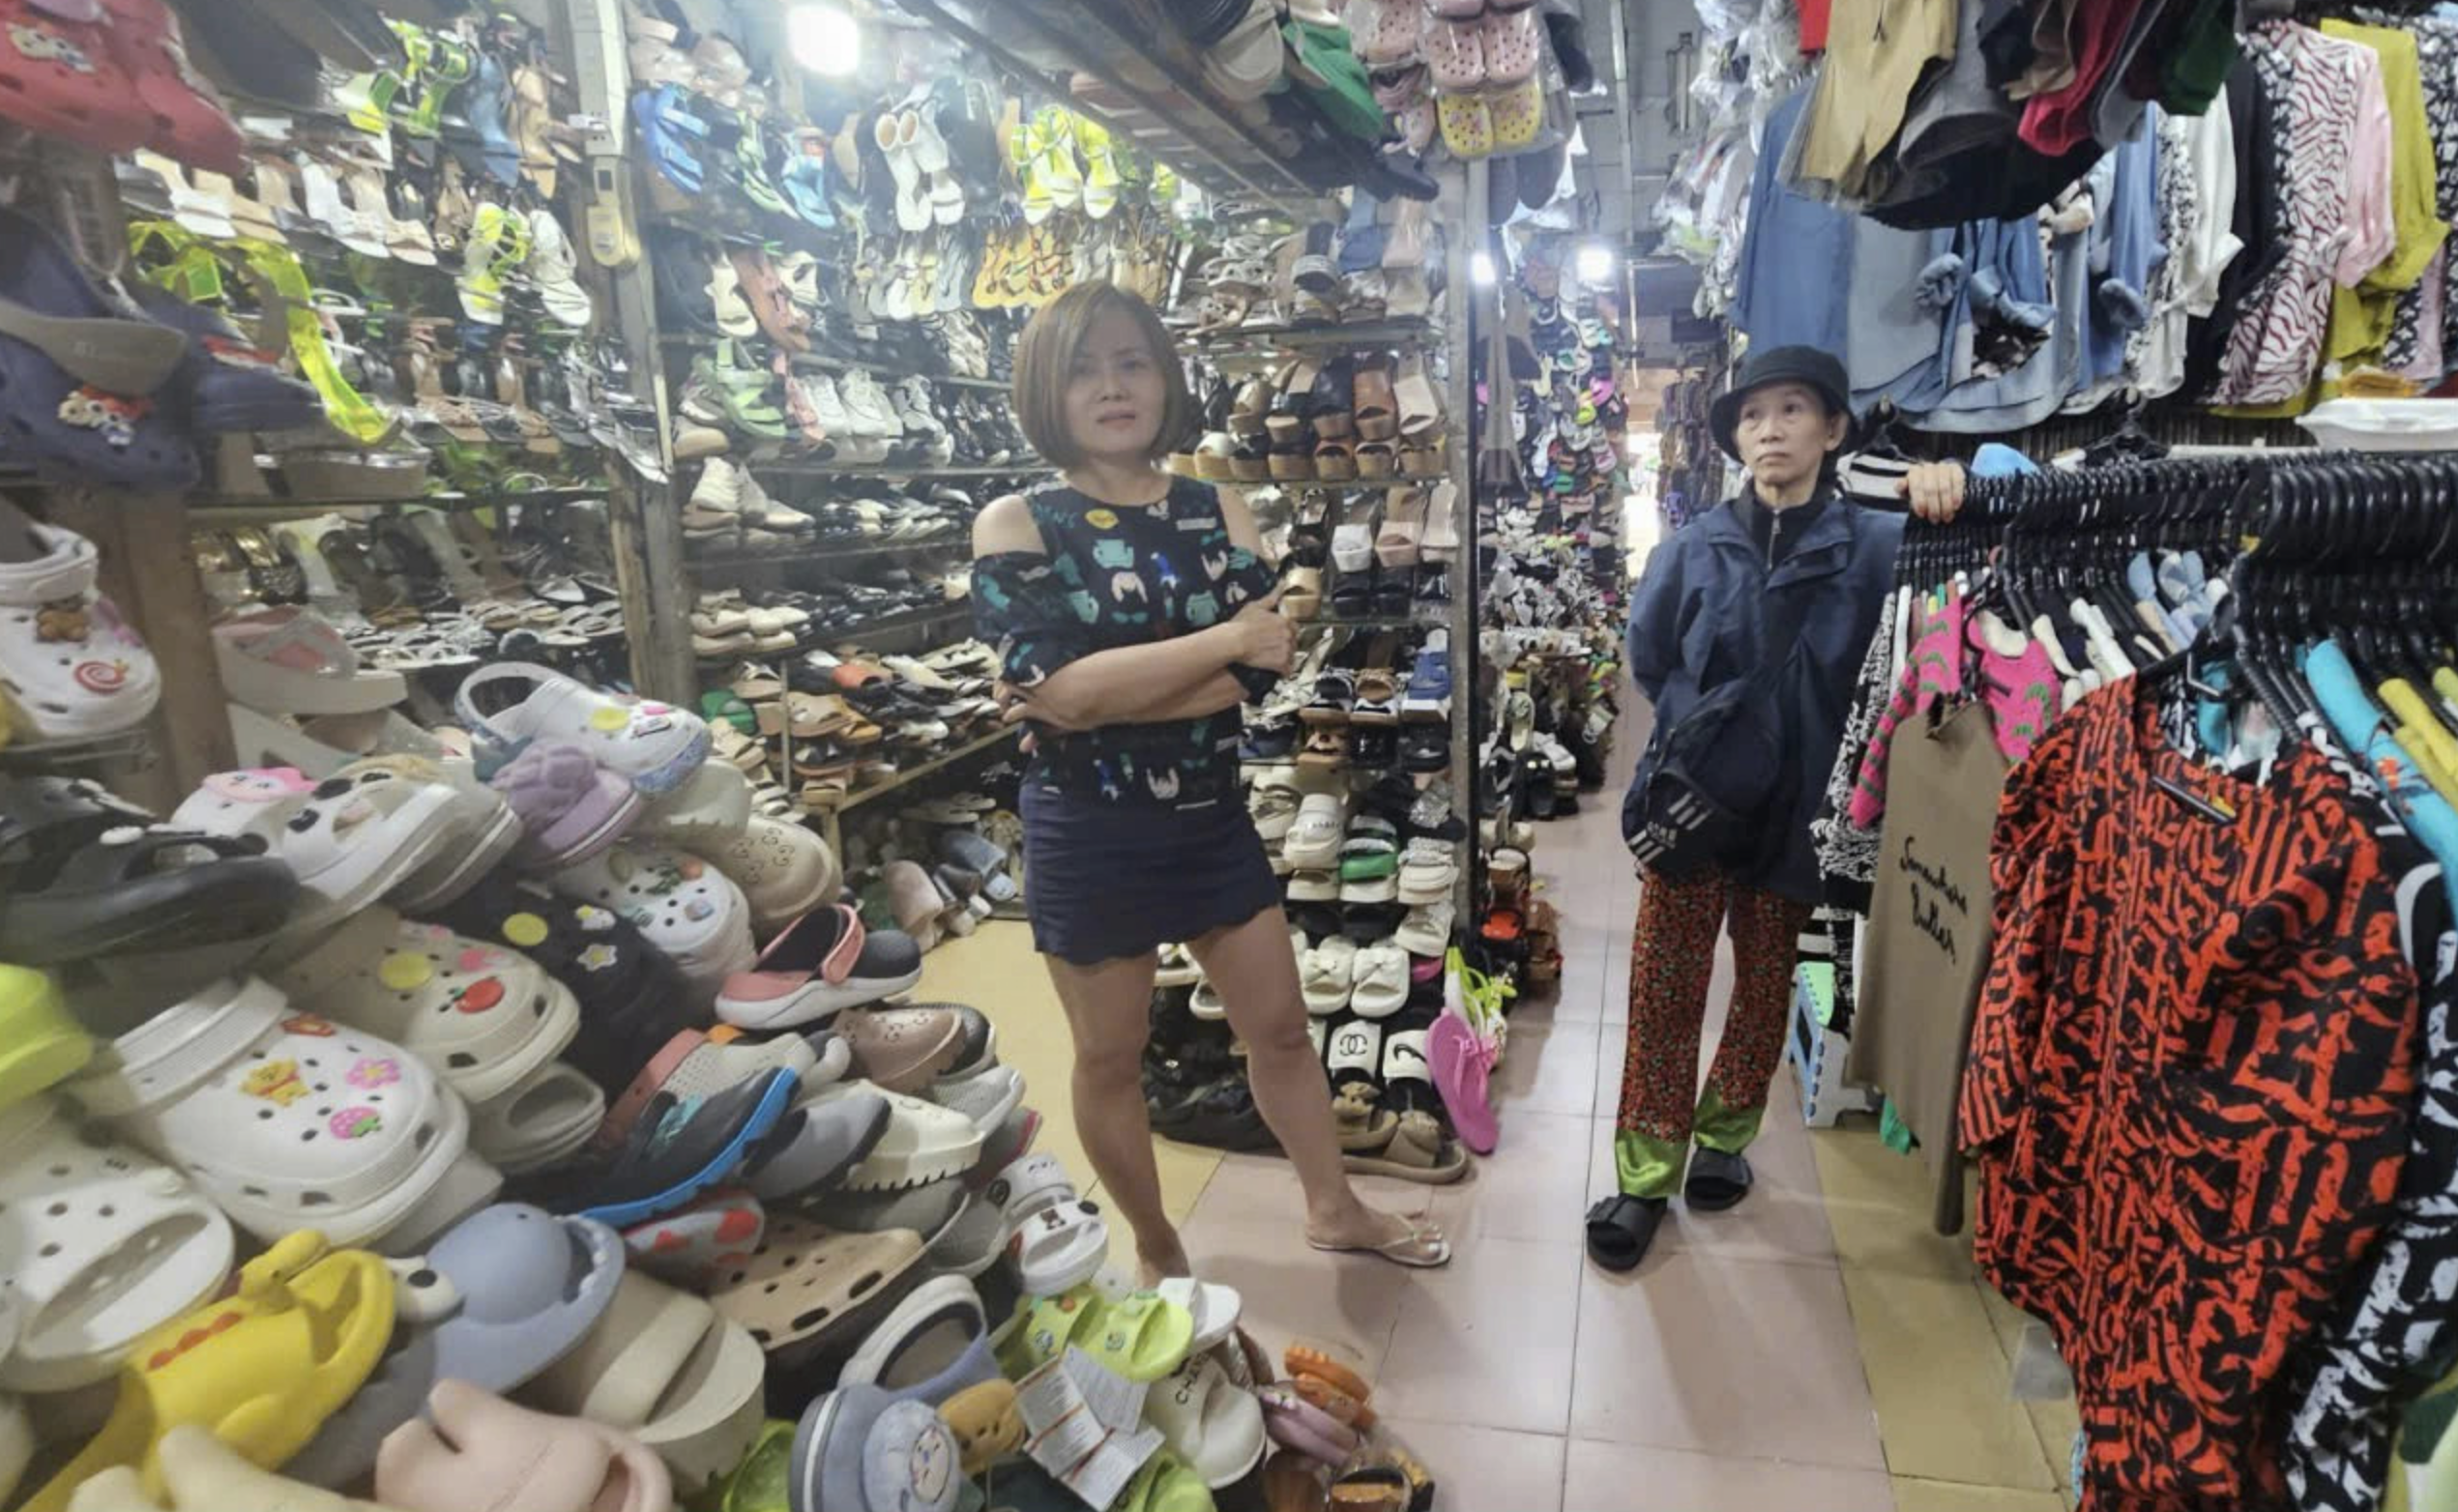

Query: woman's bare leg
[1187,907,1448,1265]
[1042,948,1188,1278]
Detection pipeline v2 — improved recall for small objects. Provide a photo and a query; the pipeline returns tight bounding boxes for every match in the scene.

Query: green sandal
[389,20,474,139]
[996,1285,1194,1384]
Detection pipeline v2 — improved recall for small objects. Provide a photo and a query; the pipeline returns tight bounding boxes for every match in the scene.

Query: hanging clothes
[2186,56,2281,397]
[1731,88,1856,360]
[2210,23,2381,408]
[1850,695,2008,1235]
[1962,680,2427,1512]
[1792,0,1960,204]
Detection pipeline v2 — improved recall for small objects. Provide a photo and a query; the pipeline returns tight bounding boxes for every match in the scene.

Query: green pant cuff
[1615,1129,1686,1198]
[1692,1084,1767,1155]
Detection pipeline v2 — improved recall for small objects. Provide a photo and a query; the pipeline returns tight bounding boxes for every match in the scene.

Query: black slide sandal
[1683,1149,1753,1211]
[1585,1194,1666,1272]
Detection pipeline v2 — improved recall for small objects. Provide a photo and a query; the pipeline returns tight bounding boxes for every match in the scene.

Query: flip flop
[283,1205,626,1490]
[520,1271,766,1497]
[22,1232,395,1512]
[836,1274,1000,1407]
[1683,1148,1752,1211]
[377,1381,668,1512]
[1583,1194,1665,1273]
[0,965,90,1110]
[0,1095,232,1394]
[707,1214,924,1358]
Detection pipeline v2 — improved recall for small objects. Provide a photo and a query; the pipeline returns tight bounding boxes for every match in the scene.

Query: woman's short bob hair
[1010,281,1196,468]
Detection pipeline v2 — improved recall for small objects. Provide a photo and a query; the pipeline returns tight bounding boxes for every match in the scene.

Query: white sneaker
[839,370,902,440]
[690,456,746,514]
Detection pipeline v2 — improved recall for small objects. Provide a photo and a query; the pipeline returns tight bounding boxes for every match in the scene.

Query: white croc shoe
[547,840,758,998]
[0,1093,234,1393]
[456,663,711,796]
[0,505,161,745]
[62,975,499,1251]
[268,904,582,1107]
[172,764,461,921]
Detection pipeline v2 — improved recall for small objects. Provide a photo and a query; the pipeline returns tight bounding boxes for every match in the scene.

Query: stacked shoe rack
[568,0,1478,900]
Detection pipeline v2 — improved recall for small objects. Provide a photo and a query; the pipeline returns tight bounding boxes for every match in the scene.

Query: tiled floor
[913,764,2079,1510]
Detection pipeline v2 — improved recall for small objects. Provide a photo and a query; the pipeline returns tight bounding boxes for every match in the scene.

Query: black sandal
[1683,1148,1753,1211]
[1585,1194,1667,1272]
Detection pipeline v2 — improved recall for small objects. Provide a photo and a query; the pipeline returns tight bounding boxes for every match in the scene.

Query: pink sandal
[1427,1013,1499,1155]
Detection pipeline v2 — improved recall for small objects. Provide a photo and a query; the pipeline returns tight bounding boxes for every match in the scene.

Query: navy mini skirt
[1019,783,1283,965]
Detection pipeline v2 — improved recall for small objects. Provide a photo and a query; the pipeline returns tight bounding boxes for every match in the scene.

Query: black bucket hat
[1709,345,1858,462]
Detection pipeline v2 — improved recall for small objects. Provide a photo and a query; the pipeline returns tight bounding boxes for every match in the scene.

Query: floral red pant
[1613,866,1813,1197]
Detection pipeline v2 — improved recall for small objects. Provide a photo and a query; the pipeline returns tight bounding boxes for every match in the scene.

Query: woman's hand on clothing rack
[1900,462,1968,524]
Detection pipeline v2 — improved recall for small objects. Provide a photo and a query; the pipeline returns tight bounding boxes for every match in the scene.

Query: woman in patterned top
[972,283,1447,1277]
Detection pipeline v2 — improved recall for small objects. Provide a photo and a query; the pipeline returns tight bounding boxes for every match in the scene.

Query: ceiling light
[1575,241,1616,285]
[787,3,860,76]
[1471,249,1496,287]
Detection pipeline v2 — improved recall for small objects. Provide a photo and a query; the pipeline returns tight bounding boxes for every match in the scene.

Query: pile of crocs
[0,641,1442,1512]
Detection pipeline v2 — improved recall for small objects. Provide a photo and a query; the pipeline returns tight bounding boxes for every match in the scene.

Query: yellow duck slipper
[23,1232,397,1512]
[0,966,89,1110]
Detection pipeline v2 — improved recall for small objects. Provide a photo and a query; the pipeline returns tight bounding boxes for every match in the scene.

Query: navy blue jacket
[1624,488,1904,903]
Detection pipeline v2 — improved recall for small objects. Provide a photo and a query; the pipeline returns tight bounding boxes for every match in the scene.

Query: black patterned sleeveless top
[972,477,1278,808]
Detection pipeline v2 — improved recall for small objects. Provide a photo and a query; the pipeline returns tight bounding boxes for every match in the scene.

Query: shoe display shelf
[1138,160,1478,1172]
[0,0,651,808]
[891,0,1371,206]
